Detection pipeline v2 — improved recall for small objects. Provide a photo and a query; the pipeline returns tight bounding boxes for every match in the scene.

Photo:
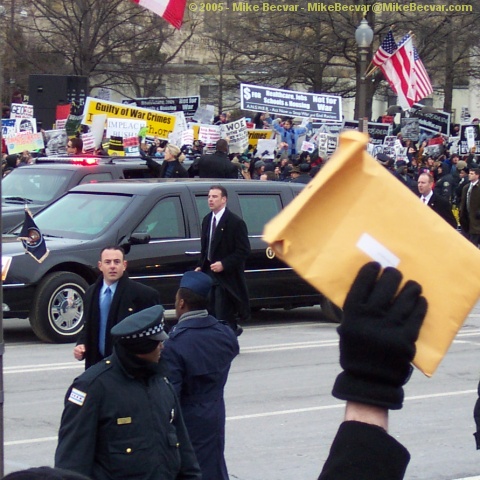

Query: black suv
[2,179,327,343]
[2,157,153,232]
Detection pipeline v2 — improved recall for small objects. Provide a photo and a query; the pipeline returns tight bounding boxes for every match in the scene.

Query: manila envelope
[263,130,480,376]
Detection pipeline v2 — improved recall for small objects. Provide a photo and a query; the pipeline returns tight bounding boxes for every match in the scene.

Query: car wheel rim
[48,285,84,334]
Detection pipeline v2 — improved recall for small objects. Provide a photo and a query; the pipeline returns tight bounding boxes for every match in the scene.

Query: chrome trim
[130,267,293,281]
[3,283,27,288]
[148,238,200,244]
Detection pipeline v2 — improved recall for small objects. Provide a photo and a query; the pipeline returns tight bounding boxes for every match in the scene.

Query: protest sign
[401,118,420,141]
[90,114,107,149]
[247,129,273,149]
[108,136,124,156]
[123,136,140,156]
[81,132,96,153]
[10,103,34,119]
[409,104,451,136]
[383,135,397,158]
[318,133,338,159]
[301,141,315,153]
[193,105,215,124]
[181,129,194,146]
[343,121,391,146]
[241,83,342,122]
[198,125,221,145]
[459,124,480,154]
[83,97,176,140]
[257,139,277,159]
[66,114,83,137]
[220,118,249,153]
[15,118,37,134]
[44,130,68,155]
[106,118,146,139]
[6,132,44,154]
[123,96,200,118]
[2,119,16,137]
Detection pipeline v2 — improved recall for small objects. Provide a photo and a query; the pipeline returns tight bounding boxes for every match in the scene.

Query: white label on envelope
[356,233,400,268]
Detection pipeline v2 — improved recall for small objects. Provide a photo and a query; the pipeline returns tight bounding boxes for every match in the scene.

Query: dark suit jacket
[318,421,410,480]
[146,157,188,178]
[198,208,251,320]
[460,181,480,234]
[195,151,238,179]
[77,275,161,369]
[426,192,457,228]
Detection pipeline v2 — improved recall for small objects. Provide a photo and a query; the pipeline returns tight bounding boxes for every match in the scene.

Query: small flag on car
[18,208,49,263]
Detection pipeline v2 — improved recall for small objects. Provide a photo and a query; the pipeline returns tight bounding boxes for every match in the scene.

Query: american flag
[372,30,397,67]
[131,0,187,29]
[379,35,416,109]
[413,47,434,102]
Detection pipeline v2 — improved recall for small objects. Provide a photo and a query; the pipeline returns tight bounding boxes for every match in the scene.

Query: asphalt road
[3,305,480,479]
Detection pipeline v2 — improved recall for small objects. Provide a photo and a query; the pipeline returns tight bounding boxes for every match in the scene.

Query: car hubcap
[50,286,84,332]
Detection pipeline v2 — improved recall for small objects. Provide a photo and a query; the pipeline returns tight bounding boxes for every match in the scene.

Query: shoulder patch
[68,388,87,406]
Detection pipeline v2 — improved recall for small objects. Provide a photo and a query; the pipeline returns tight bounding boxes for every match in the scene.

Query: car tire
[30,272,89,343]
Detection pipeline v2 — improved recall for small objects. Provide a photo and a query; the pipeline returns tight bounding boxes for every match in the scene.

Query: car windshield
[20,192,133,240]
[2,168,73,204]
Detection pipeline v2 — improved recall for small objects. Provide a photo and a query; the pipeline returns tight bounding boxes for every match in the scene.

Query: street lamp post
[355,18,373,134]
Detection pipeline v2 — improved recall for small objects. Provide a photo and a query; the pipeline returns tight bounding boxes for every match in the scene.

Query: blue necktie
[99,287,112,356]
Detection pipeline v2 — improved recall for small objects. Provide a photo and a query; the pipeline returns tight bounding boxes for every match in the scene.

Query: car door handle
[185,251,201,255]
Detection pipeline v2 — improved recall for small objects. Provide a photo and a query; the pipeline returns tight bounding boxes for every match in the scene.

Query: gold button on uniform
[126,448,132,453]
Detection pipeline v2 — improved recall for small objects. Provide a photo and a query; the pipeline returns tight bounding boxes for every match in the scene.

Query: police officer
[55,305,201,480]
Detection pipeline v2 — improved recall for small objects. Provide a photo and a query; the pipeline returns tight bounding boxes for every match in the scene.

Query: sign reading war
[241,83,342,122]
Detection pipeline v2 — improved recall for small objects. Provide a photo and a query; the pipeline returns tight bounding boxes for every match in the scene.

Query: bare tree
[22,0,197,97]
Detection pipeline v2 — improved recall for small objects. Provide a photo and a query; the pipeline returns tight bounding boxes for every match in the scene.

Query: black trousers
[208,282,237,332]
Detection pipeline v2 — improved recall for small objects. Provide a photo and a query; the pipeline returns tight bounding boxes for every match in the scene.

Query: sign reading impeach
[82,97,176,140]
[240,84,342,122]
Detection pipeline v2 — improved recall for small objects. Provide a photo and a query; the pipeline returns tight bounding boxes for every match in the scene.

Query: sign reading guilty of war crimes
[343,121,391,145]
[241,84,342,122]
[122,96,200,119]
[409,104,451,136]
[82,97,176,140]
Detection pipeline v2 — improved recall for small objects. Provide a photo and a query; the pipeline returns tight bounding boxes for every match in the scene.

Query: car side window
[194,195,210,223]
[79,173,113,184]
[123,169,155,179]
[238,194,283,235]
[133,196,186,239]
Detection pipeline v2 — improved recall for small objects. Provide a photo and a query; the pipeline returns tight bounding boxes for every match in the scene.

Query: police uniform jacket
[55,350,201,480]
[198,208,251,321]
[163,313,239,480]
[318,421,410,480]
[77,275,161,369]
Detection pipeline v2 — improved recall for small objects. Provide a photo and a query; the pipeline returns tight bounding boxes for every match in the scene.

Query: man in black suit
[74,246,161,369]
[460,167,480,246]
[196,185,250,335]
[192,139,238,179]
[417,172,457,228]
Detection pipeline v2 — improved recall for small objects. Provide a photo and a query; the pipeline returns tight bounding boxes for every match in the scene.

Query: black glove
[332,262,427,410]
